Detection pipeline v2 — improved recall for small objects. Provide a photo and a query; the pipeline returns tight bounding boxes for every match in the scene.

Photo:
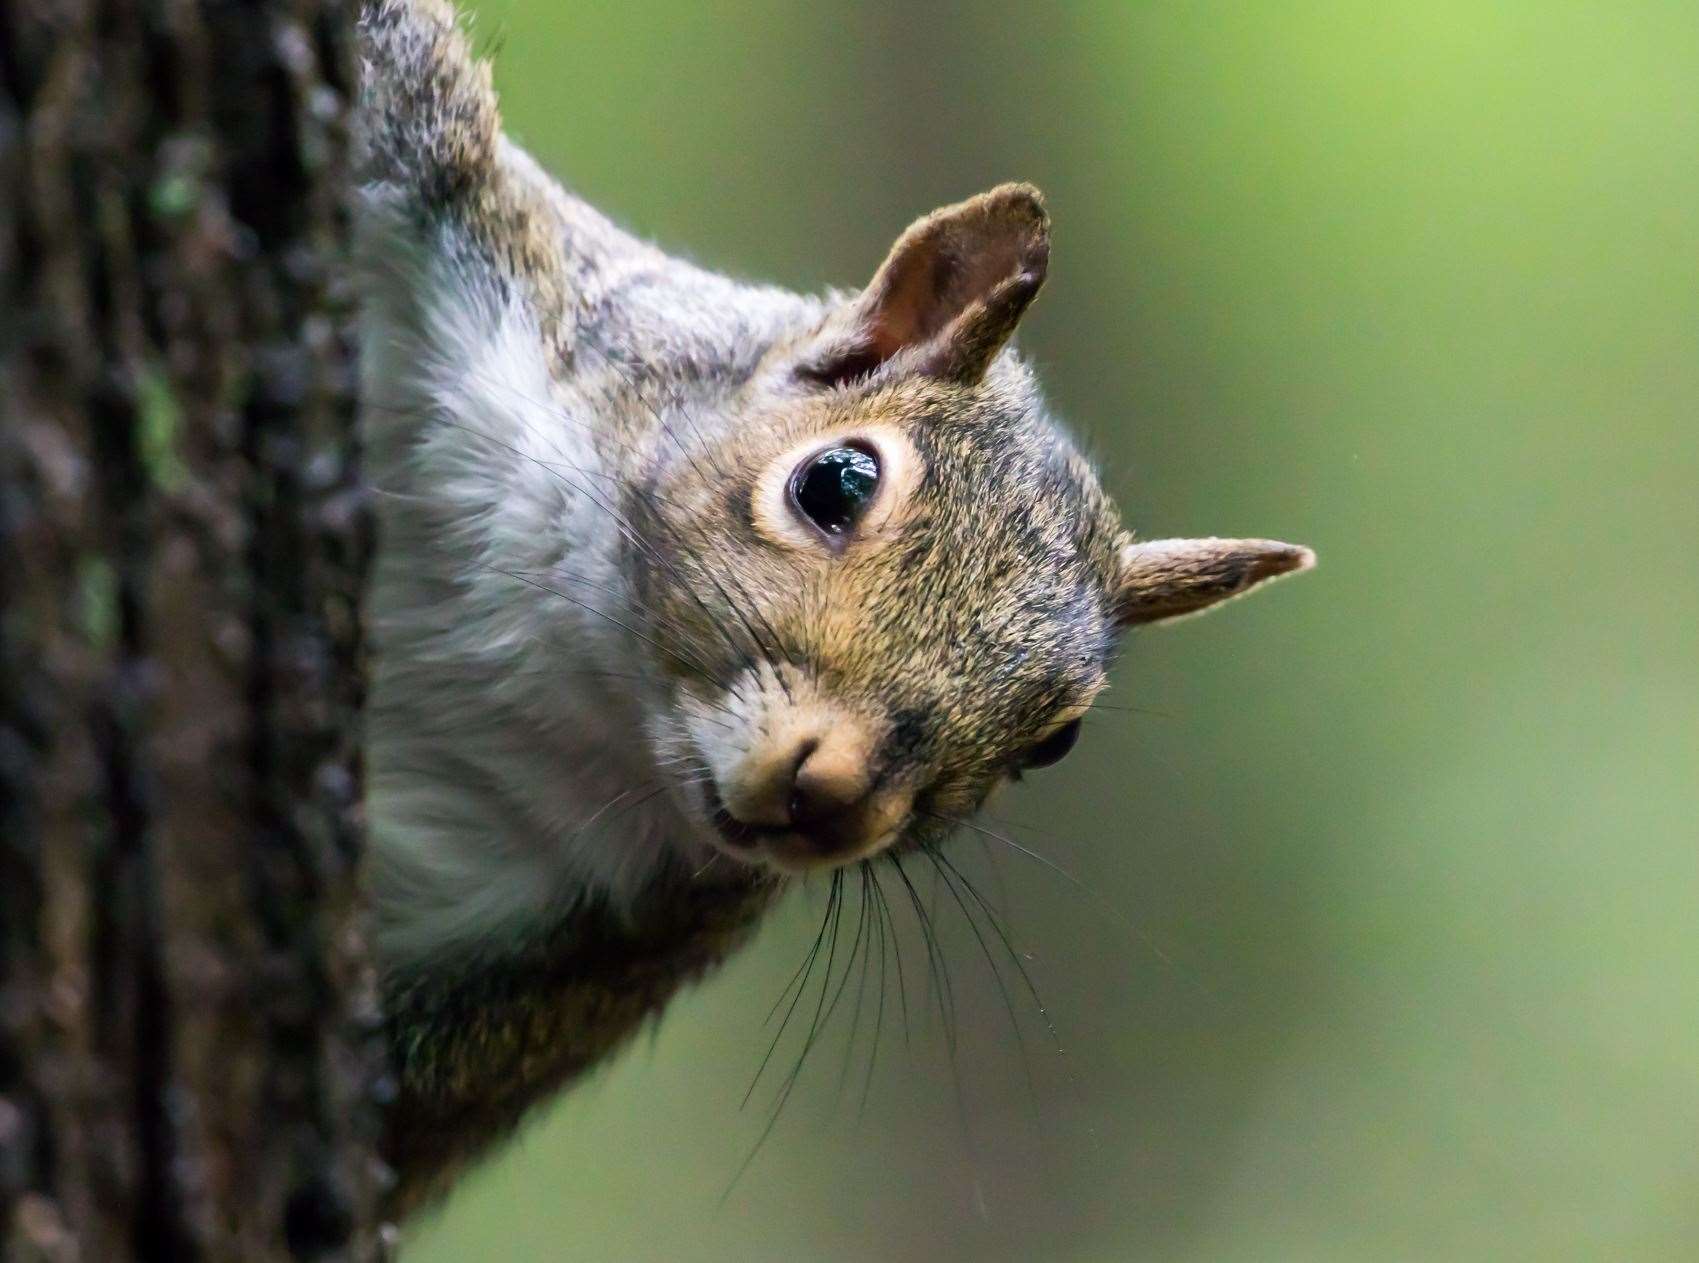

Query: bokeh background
[407,3,1699,1259]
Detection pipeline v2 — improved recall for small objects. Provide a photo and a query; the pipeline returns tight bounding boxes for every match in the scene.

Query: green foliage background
[408,4,1699,1259]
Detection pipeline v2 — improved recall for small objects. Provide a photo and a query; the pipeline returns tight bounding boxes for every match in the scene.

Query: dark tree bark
[1,0,383,1258]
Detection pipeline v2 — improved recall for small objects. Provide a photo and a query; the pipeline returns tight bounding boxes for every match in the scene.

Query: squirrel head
[630,185,1314,875]
[357,3,1315,894]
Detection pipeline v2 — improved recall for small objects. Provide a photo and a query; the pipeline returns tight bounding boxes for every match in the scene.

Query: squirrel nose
[716,716,909,866]
[784,741,910,862]
[787,738,868,833]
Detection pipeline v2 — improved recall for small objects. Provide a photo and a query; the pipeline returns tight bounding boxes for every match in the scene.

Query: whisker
[922,809,1211,998]
[924,846,1036,1102]
[575,781,662,837]
[859,863,892,1114]
[744,876,838,1106]
[930,847,1063,1059]
[832,869,877,1107]
[1080,698,1175,720]
[724,872,846,1200]
[383,354,796,707]
[888,851,958,1056]
[771,870,849,1107]
[870,863,911,1055]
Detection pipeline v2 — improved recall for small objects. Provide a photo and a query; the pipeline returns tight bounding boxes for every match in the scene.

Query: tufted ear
[800,182,1050,389]
[1114,537,1316,626]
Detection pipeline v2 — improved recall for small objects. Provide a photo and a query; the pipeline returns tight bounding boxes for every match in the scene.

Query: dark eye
[789,443,881,538]
[1018,718,1081,772]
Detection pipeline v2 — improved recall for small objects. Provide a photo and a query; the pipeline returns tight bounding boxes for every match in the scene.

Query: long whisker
[859,863,893,1114]
[929,847,1064,1060]
[388,356,797,708]
[575,780,663,837]
[924,846,1036,1101]
[744,876,838,1107]
[832,869,877,1106]
[888,851,958,1056]
[768,870,849,1110]
[506,563,748,723]
[870,863,911,1055]
[1079,698,1175,720]
[724,872,846,1200]
[922,809,1209,996]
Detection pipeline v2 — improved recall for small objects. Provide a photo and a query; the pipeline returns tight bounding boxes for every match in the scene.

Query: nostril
[789,781,823,827]
[789,783,829,828]
[789,738,819,780]
[788,746,863,828]
[785,737,821,824]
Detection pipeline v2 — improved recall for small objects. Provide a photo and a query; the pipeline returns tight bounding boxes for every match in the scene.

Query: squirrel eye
[1018,718,1082,772]
[789,443,880,539]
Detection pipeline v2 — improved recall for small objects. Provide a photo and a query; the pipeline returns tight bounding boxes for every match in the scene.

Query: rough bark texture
[0,0,383,1258]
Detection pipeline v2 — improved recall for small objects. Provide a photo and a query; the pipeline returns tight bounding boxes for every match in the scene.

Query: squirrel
[355,0,1315,1217]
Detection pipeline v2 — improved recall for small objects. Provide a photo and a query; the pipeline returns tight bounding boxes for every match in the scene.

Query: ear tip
[982,182,1051,231]
[986,180,1047,206]
[1246,540,1316,584]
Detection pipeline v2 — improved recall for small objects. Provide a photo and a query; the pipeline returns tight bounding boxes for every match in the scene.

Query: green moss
[148,172,198,221]
[76,558,118,648]
[136,365,186,491]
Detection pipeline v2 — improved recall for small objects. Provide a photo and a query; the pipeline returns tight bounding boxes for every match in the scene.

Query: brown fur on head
[630,186,1314,874]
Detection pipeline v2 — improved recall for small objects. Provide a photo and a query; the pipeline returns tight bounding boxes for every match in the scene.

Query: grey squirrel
[356,0,1314,1216]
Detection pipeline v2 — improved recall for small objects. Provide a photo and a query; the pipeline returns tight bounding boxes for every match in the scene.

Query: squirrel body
[356,0,1313,1214]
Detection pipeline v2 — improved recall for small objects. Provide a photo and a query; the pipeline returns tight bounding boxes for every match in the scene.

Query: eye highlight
[1015,717,1081,775]
[789,443,881,539]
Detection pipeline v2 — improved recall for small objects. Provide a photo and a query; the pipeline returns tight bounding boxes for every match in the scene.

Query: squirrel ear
[1114,537,1316,626]
[800,183,1050,388]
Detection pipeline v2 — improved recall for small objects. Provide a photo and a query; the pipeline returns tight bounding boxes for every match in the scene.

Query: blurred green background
[408,3,1699,1259]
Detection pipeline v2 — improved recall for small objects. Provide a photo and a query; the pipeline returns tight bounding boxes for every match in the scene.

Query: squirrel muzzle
[706,709,910,871]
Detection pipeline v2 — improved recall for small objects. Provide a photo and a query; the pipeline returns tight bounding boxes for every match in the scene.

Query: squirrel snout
[716,720,907,866]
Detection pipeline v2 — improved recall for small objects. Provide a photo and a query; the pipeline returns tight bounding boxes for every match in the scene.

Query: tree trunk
[0,0,383,1258]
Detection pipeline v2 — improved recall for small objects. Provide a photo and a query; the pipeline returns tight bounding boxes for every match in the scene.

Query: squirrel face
[629,186,1313,874]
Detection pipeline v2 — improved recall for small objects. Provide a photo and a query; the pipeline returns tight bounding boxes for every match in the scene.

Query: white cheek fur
[680,687,758,806]
[361,205,713,970]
